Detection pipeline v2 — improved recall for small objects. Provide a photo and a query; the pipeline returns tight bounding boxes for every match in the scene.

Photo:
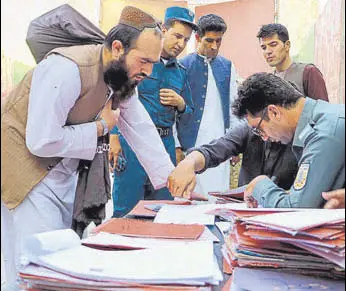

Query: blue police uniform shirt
[252,97,345,208]
[137,58,193,128]
[111,58,193,135]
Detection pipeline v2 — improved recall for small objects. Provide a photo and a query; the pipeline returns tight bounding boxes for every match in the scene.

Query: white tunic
[1,54,174,282]
[193,57,238,195]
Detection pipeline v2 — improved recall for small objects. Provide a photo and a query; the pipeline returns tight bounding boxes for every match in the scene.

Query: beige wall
[100,0,191,57]
[195,0,275,79]
[100,0,187,33]
[314,0,345,104]
[277,0,320,63]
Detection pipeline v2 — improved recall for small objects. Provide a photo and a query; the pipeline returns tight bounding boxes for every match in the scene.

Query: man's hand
[99,100,120,136]
[323,189,345,209]
[244,175,269,208]
[176,147,185,164]
[160,89,185,112]
[167,159,196,199]
[109,134,122,172]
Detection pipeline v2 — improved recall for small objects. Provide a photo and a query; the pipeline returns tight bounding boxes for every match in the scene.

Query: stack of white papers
[20,264,213,290]
[19,229,222,289]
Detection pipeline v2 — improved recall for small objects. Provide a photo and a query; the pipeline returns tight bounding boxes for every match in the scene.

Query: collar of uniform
[292,97,317,148]
[161,57,178,67]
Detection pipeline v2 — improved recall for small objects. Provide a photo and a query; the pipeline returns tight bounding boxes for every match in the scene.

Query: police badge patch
[294,163,310,190]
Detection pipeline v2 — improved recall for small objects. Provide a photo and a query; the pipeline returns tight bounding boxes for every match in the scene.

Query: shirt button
[200,107,203,110]
[197,120,201,123]
[203,85,207,88]
[204,73,208,76]
[202,95,206,98]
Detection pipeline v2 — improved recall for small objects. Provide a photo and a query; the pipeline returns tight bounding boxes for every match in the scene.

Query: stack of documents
[19,229,222,290]
[222,209,345,279]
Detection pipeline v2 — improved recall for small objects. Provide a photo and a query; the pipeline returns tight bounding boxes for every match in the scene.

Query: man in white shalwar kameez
[175,14,239,196]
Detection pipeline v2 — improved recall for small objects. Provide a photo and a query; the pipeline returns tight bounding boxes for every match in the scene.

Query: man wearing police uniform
[234,73,345,208]
[110,6,196,217]
[167,73,345,208]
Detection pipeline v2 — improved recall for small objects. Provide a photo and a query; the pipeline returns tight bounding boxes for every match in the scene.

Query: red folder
[93,218,205,240]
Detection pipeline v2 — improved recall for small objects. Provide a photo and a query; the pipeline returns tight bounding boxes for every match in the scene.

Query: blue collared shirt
[253,98,345,208]
[137,58,193,128]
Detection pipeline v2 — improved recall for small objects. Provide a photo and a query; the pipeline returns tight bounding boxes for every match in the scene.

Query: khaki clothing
[1,44,108,209]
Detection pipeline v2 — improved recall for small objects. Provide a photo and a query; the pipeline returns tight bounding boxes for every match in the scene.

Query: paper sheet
[31,242,222,285]
[82,228,219,250]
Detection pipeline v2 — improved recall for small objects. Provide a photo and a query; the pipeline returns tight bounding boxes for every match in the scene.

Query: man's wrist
[100,118,109,136]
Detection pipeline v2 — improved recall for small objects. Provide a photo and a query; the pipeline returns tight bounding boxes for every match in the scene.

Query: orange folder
[93,218,205,240]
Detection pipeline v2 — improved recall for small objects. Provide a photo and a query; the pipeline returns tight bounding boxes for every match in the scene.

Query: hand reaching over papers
[167,151,207,199]
[167,157,197,199]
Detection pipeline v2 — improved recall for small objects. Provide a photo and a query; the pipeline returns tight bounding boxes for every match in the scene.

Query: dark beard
[103,56,137,109]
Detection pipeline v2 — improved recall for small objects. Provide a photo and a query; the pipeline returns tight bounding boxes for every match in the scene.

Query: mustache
[135,72,148,79]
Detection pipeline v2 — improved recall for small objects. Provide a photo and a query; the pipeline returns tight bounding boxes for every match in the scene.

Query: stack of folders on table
[19,223,222,290]
[217,208,345,280]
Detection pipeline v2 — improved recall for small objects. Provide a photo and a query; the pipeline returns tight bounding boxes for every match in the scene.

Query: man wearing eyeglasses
[168,73,344,208]
[231,73,344,208]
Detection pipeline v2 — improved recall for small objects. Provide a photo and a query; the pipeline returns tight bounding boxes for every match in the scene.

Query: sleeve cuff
[252,178,276,205]
[189,148,209,174]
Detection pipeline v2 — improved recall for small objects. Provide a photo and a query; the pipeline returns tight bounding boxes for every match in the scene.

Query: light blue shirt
[253,98,345,208]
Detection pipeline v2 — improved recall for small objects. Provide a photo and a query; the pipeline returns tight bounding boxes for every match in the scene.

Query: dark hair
[232,73,304,118]
[257,23,289,43]
[197,14,227,37]
[104,24,162,52]
[164,18,197,32]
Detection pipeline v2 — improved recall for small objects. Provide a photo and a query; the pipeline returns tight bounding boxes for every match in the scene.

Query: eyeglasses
[252,107,267,137]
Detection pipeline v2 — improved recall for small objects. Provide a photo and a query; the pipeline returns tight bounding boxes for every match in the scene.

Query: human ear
[284,40,291,51]
[268,105,281,121]
[111,40,125,60]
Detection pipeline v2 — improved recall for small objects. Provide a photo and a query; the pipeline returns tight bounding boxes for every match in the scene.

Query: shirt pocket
[138,74,160,95]
[160,76,184,95]
[158,76,184,125]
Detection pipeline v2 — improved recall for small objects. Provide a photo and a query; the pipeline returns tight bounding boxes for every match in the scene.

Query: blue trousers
[112,134,176,217]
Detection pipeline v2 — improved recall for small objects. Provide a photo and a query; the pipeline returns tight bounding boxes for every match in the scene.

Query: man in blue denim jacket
[109,6,196,217]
